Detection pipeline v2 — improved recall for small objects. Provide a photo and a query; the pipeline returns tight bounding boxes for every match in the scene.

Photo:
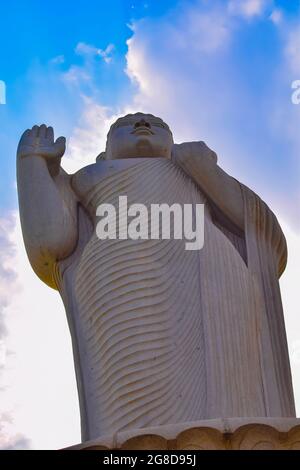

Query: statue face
[106,113,173,160]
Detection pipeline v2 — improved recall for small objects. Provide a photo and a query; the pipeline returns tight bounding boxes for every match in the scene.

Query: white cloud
[50,55,65,65]
[285,25,300,74]
[0,413,31,450]
[125,6,250,169]
[268,19,300,206]
[269,8,283,25]
[228,0,270,18]
[62,66,91,85]
[62,42,115,90]
[63,97,118,173]
[174,9,230,53]
[279,219,300,415]
[0,214,20,340]
[0,213,80,449]
[75,42,115,63]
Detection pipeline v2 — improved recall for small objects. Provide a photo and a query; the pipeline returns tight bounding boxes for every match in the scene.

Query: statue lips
[131,126,154,136]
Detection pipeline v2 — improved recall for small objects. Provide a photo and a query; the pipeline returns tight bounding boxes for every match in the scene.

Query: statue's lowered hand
[17,125,66,162]
[172,141,218,169]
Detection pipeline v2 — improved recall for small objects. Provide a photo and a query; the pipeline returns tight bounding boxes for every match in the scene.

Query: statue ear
[96,152,106,161]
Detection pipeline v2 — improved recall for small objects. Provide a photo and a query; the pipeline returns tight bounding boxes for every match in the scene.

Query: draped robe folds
[54,158,295,441]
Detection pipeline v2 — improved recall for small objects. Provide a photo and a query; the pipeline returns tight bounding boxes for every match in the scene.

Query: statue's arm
[17,125,78,289]
[172,141,244,232]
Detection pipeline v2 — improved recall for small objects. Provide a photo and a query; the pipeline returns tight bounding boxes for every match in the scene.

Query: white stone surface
[17,114,295,442]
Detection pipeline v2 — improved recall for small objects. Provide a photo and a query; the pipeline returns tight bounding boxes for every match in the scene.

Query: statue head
[101,112,174,160]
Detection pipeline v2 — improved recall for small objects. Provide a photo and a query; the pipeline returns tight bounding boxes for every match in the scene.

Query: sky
[0,0,300,449]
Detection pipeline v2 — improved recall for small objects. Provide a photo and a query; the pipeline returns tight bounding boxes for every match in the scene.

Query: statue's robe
[54,157,295,441]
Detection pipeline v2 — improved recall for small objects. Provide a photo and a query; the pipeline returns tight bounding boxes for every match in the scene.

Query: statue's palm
[17,124,66,161]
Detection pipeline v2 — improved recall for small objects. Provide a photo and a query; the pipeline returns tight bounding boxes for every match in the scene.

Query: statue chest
[71,157,209,220]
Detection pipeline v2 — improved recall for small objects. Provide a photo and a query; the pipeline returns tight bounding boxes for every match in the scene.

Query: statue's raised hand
[17,124,66,161]
[17,125,66,176]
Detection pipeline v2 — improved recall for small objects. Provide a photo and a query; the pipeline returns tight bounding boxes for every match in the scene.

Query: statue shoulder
[71,158,152,199]
[71,161,108,199]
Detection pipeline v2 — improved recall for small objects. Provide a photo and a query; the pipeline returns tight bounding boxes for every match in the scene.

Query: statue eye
[134,122,141,128]
[145,123,150,128]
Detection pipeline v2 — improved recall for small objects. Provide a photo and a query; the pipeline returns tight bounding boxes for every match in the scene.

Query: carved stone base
[66,418,300,450]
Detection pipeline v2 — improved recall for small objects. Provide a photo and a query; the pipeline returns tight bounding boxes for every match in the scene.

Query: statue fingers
[54,136,66,157]
[18,129,32,145]
[39,124,47,139]
[46,126,54,143]
[31,125,40,138]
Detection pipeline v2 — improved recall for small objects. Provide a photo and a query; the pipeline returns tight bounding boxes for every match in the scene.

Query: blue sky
[0,1,115,205]
[0,0,300,218]
[1,0,300,449]
[0,0,176,208]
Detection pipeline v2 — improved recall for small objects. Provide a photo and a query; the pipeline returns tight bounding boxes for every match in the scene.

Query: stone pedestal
[67,418,300,450]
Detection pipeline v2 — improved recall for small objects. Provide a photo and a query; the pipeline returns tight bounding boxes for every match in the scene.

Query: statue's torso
[61,157,266,440]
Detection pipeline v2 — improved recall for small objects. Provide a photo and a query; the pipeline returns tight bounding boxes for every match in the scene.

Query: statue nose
[134,119,151,129]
